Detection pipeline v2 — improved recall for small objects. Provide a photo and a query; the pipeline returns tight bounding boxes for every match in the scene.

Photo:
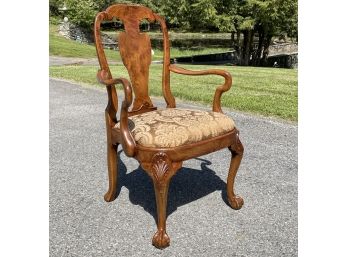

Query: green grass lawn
[50,31,229,60]
[161,48,230,58]
[50,24,230,59]
[104,31,232,40]
[49,24,119,59]
[49,64,298,121]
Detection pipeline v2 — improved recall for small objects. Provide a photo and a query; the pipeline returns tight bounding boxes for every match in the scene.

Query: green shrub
[64,0,99,28]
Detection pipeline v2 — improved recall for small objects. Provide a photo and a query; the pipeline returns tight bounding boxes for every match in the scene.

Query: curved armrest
[97,69,118,86]
[97,69,136,157]
[118,78,136,157]
[169,64,232,113]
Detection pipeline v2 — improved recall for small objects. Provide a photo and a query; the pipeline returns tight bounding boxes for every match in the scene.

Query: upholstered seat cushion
[114,108,235,148]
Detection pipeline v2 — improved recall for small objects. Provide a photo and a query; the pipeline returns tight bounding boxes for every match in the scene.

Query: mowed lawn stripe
[49,64,297,121]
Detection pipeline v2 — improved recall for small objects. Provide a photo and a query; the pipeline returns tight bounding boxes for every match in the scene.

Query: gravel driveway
[49,78,297,257]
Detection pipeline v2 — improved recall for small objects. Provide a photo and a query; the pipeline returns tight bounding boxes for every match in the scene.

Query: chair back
[94,4,176,116]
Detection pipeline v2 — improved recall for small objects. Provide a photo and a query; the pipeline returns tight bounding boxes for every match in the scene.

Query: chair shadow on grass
[114,150,231,222]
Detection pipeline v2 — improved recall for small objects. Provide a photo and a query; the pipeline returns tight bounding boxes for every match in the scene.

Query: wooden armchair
[94,3,244,249]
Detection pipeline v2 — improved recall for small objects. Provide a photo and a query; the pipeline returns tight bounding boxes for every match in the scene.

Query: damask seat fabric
[114,108,235,148]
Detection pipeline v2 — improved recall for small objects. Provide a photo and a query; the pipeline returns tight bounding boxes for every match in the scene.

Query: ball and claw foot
[228,195,244,210]
[104,191,116,202]
[152,229,170,249]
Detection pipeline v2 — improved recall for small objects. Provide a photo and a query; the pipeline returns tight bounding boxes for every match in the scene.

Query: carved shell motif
[152,152,171,182]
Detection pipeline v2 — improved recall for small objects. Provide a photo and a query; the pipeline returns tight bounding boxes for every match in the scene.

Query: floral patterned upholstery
[114,108,235,148]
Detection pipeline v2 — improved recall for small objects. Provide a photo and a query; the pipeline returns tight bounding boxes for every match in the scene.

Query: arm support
[97,69,136,157]
[169,64,232,113]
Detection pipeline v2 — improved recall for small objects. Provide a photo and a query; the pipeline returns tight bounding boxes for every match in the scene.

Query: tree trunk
[240,31,247,65]
[235,31,241,63]
[248,30,254,64]
[253,27,264,66]
[236,31,241,51]
[261,35,272,66]
[240,30,253,66]
[231,31,235,46]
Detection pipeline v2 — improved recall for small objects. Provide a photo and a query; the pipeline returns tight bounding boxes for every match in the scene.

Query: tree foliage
[214,0,298,65]
[49,0,64,16]
[64,0,99,28]
[50,0,297,65]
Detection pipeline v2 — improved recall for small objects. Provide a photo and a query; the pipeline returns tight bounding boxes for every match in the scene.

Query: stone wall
[58,21,116,48]
[266,53,298,68]
[58,21,92,43]
[268,42,298,68]
[269,42,298,56]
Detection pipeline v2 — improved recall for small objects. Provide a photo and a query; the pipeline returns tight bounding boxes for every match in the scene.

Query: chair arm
[97,70,136,157]
[119,79,136,157]
[97,69,118,86]
[169,64,232,113]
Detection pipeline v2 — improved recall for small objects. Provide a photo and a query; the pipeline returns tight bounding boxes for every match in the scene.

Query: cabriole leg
[142,152,182,249]
[152,179,171,249]
[227,133,244,210]
[104,143,119,202]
